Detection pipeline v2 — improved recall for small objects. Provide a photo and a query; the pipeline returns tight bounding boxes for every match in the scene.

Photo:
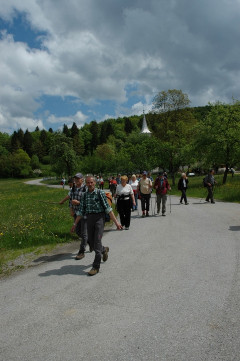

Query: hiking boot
[142,212,145,218]
[75,252,85,260]
[102,247,109,262]
[162,213,166,216]
[211,201,215,204]
[146,212,149,217]
[185,202,189,205]
[88,268,99,276]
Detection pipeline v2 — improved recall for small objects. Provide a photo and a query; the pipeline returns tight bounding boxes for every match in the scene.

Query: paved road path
[1,193,240,361]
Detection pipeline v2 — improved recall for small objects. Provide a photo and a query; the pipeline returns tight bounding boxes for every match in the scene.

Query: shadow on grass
[38,264,92,277]
[229,226,240,232]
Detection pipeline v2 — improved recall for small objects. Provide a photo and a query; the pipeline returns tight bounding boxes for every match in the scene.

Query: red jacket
[154,177,170,195]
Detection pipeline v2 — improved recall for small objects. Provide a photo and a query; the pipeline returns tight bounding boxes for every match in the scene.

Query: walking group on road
[59,169,217,276]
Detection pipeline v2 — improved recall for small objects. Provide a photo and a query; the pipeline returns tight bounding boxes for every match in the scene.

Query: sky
[1,0,240,134]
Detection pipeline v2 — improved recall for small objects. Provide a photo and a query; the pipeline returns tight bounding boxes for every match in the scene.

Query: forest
[1,90,240,185]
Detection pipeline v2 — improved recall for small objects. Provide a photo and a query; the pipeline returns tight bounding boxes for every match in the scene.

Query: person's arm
[109,211,123,230]
[71,215,82,233]
[59,194,70,204]
[129,185,136,206]
[131,193,136,206]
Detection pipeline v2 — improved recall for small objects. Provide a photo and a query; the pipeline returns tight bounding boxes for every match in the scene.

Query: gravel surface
[1,195,240,361]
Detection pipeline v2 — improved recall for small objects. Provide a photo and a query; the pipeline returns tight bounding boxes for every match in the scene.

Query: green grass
[0,179,77,274]
[169,173,240,203]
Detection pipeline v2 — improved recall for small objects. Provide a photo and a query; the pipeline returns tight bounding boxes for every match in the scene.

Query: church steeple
[141,110,151,135]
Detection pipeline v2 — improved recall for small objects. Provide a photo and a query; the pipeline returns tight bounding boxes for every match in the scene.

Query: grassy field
[0,179,78,275]
[0,174,239,275]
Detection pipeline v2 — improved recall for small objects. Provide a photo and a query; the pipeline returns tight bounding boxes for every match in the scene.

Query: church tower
[140,110,151,135]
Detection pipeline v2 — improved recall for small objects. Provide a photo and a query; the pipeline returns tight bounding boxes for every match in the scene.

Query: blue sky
[1,0,240,134]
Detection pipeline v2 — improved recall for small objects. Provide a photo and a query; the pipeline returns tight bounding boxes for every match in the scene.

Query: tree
[11,131,22,152]
[89,121,99,154]
[151,90,195,184]
[49,133,77,176]
[194,100,240,184]
[23,129,33,157]
[70,122,79,138]
[63,124,70,137]
[11,149,32,177]
[31,154,40,169]
[152,89,190,112]
[124,118,134,134]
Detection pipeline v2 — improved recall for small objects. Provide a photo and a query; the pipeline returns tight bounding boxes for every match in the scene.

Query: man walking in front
[71,176,122,276]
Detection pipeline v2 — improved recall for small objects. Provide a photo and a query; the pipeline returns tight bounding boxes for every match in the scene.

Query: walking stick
[169,193,172,214]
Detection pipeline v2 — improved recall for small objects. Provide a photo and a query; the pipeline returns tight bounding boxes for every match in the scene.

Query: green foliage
[49,133,77,176]
[193,100,240,183]
[1,90,240,179]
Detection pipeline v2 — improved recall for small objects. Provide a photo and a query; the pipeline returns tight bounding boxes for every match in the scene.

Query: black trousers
[140,193,150,212]
[180,188,187,204]
[206,185,214,202]
[117,199,131,227]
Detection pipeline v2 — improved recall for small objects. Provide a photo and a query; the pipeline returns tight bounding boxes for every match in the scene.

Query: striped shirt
[77,188,112,216]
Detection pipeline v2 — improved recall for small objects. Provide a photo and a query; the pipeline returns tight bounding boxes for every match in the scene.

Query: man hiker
[153,172,171,216]
[71,176,122,276]
[204,169,217,204]
[69,173,88,259]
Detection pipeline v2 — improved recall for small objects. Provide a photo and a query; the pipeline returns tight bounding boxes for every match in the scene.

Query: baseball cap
[74,173,83,179]
[142,171,147,175]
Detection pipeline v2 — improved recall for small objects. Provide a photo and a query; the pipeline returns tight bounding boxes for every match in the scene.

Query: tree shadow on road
[38,264,92,277]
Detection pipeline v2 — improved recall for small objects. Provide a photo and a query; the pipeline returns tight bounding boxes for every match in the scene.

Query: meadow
[0,179,76,274]
[0,174,239,275]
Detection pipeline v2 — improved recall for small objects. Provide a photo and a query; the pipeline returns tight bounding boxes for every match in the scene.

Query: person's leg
[180,191,183,203]
[92,213,105,271]
[146,194,150,213]
[134,192,138,210]
[141,194,146,215]
[124,200,131,228]
[206,186,210,201]
[79,218,88,253]
[182,189,188,204]
[209,186,215,203]
[162,195,167,214]
[117,200,125,226]
[156,194,161,213]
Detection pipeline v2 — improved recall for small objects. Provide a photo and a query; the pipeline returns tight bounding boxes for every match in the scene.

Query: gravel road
[1,193,240,361]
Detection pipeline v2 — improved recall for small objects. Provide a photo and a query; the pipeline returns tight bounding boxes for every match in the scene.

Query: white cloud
[1,0,240,133]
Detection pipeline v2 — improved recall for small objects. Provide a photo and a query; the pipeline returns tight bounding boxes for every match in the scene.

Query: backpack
[97,190,113,223]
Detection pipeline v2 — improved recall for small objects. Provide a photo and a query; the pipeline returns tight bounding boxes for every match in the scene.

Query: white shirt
[116,184,133,198]
[129,179,139,191]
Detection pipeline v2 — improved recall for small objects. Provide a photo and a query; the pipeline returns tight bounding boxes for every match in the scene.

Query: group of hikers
[59,169,217,276]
